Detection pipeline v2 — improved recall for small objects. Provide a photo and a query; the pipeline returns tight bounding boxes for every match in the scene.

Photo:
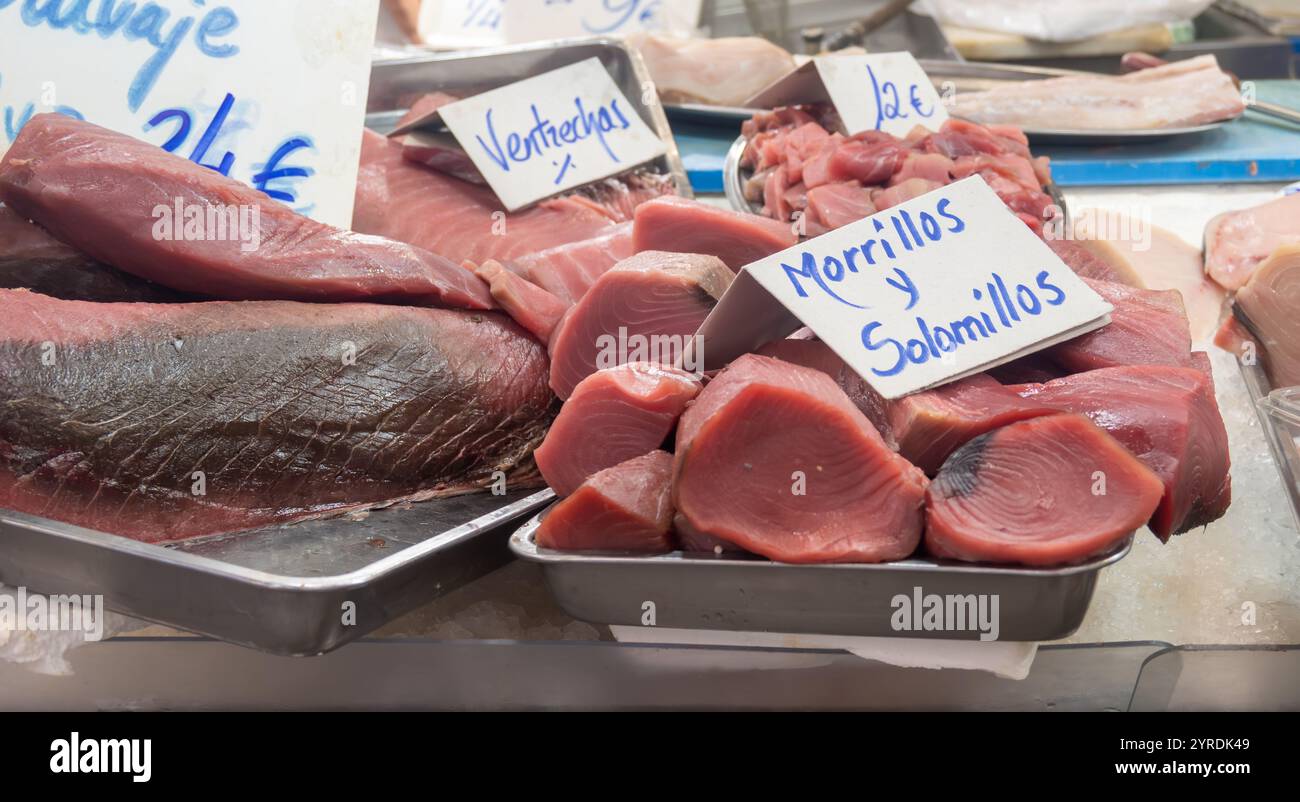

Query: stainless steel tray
[510,512,1131,642]
[722,131,1070,228]
[916,59,1243,144]
[366,38,693,199]
[0,490,553,656]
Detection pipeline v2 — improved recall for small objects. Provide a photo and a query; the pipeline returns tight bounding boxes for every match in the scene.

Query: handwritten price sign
[0,0,378,226]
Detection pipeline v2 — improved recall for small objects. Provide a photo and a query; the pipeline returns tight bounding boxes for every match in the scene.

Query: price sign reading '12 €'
[693,176,1113,400]
[437,58,668,211]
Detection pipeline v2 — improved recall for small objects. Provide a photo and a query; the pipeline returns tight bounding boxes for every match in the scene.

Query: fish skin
[0,289,556,543]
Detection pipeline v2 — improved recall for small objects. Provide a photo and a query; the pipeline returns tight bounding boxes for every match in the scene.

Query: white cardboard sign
[0,0,378,228]
[437,58,667,211]
[419,0,504,49]
[500,0,703,42]
[747,52,948,138]
[693,177,1113,400]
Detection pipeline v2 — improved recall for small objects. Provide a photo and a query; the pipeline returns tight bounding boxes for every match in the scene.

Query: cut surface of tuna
[535,450,675,553]
[512,222,634,304]
[753,337,893,447]
[471,259,567,344]
[1049,278,1194,372]
[1045,237,1141,286]
[1204,193,1300,291]
[0,115,492,309]
[0,289,555,543]
[888,374,1058,475]
[632,196,796,271]
[1232,244,1300,388]
[547,250,734,399]
[925,414,1164,567]
[1015,366,1231,540]
[674,354,929,564]
[535,362,701,497]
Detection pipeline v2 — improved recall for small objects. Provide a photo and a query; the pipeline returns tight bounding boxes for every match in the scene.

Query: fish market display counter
[1,185,1298,712]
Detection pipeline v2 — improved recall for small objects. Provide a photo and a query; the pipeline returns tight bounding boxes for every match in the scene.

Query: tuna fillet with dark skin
[0,289,555,543]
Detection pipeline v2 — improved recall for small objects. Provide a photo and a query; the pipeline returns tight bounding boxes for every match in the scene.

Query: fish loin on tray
[547,251,734,399]
[471,259,568,344]
[1232,244,1300,389]
[0,114,492,309]
[1204,193,1300,291]
[631,196,797,271]
[535,362,701,498]
[1049,278,1196,373]
[0,289,556,543]
[1016,366,1232,540]
[535,450,676,553]
[673,354,929,564]
[925,414,1165,567]
[0,204,188,302]
[948,55,1245,131]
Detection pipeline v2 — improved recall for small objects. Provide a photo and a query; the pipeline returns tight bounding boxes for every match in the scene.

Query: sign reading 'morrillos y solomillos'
[693,176,1114,399]
[436,57,668,211]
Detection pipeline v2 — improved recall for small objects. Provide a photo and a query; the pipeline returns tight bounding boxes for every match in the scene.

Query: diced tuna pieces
[1050,278,1195,373]
[547,251,733,399]
[535,450,675,553]
[891,152,955,185]
[805,182,876,231]
[534,363,701,497]
[471,260,567,343]
[888,374,1058,475]
[673,354,929,563]
[1015,366,1231,540]
[830,132,908,185]
[0,115,492,309]
[513,222,634,305]
[633,197,795,271]
[925,414,1165,566]
[872,178,944,211]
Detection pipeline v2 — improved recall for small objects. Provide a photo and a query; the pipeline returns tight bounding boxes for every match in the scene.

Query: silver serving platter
[917,58,1243,144]
[511,512,1132,642]
[368,38,693,199]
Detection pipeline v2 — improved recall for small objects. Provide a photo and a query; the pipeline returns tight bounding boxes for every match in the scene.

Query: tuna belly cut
[535,363,701,497]
[925,414,1164,567]
[674,354,928,564]
[0,290,556,543]
[535,450,675,553]
[1016,366,1231,540]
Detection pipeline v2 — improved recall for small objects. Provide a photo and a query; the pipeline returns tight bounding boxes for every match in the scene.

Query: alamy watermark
[891,586,1000,641]
[0,586,104,641]
[594,327,705,376]
[152,197,261,252]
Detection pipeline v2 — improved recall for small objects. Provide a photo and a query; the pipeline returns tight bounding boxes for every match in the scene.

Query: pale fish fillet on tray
[949,55,1245,131]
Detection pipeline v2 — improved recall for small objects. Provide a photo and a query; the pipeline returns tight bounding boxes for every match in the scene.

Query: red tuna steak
[0,115,491,309]
[535,450,675,553]
[925,414,1164,566]
[632,196,796,271]
[888,374,1058,475]
[0,289,555,543]
[512,222,634,304]
[1049,278,1194,373]
[547,250,734,399]
[753,337,894,447]
[674,354,929,563]
[1016,366,1231,540]
[535,363,701,497]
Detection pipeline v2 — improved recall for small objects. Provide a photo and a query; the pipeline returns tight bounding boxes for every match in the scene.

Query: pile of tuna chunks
[739,105,1057,237]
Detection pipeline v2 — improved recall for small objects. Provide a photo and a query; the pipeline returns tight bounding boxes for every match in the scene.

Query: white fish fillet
[1204,193,1300,291]
[950,55,1244,131]
[627,33,795,108]
[1072,210,1226,340]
